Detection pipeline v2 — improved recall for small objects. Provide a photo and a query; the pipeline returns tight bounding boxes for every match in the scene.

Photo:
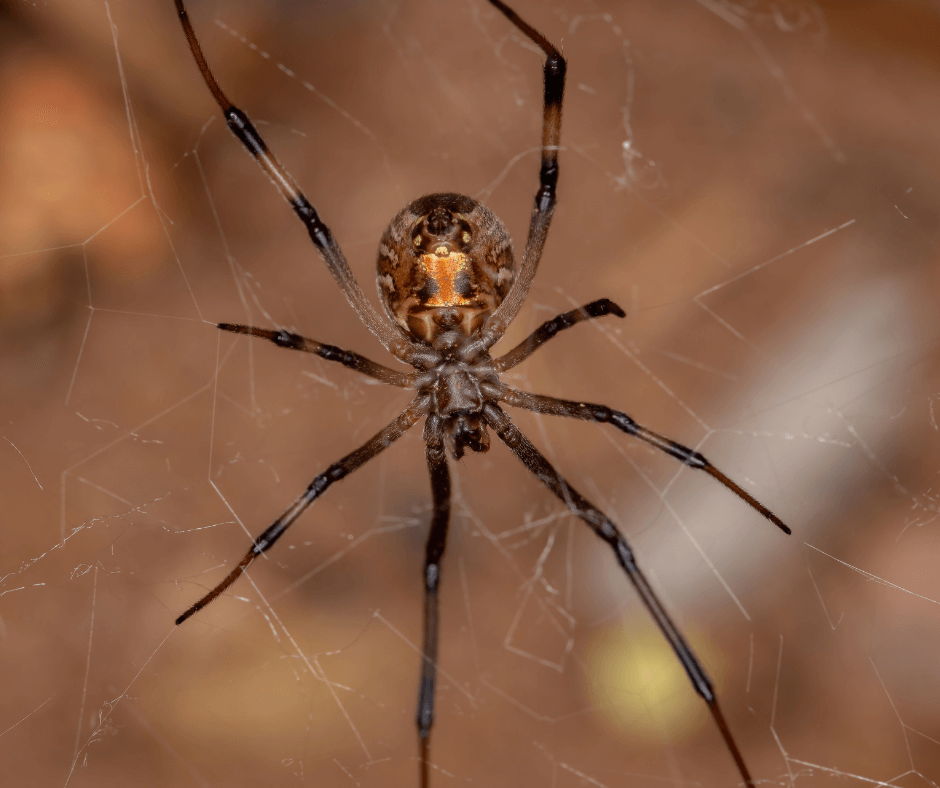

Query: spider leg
[173,0,417,360]
[500,388,790,534]
[482,403,756,788]
[493,299,626,372]
[477,1,567,349]
[218,323,414,387]
[175,395,429,625]
[417,416,451,788]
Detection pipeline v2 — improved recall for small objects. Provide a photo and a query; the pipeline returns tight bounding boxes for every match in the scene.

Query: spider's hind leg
[417,416,452,788]
[175,397,428,625]
[482,402,757,788]
[499,388,790,535]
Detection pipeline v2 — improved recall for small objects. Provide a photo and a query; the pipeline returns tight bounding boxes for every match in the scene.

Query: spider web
[2,0,940,786]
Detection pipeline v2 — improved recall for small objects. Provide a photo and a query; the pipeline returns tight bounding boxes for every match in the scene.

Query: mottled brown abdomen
[376,193,515,343]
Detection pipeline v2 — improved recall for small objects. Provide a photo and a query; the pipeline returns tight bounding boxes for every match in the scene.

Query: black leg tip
[585,298,626,319]
[603,298,627,318]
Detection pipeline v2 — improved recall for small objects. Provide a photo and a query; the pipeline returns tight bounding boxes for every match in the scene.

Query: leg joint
[614,536,635,571]
[225,107,267,157]
[293,199,330,248]
[669,443,706,467]
[546,54,566,80]
[274,330,304,349]
[535,187,555,213]
[539,160,559,185]
[325,464,348,483]
[318,343,351,364]
[416,695,433,737]
[610,411,637,434]
[307,474,330,498]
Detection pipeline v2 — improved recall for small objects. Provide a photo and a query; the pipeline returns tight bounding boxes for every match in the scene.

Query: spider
[172,1,791,785]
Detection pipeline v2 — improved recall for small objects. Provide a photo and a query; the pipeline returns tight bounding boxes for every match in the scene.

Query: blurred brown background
[2,0,940,786]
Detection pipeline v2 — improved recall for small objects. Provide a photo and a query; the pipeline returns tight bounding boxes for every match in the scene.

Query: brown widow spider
[173,0,791,784]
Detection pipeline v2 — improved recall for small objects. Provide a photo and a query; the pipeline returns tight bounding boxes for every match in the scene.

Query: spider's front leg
[482,403,757,787]
[477,0,567,349]
[173,0,420,359]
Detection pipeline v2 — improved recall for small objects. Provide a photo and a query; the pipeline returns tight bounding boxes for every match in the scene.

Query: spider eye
[461,231,471,246]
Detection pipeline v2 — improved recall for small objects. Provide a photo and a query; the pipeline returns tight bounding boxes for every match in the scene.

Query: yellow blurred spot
[584,619,725,742]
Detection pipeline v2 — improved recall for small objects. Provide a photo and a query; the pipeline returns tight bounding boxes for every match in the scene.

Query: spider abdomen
[377,193,515,342]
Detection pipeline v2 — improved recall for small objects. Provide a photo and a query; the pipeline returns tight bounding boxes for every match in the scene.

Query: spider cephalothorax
[173,1,791,786]
[416,352,501,460]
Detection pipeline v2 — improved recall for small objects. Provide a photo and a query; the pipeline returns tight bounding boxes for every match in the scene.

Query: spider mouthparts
[448,413,490,459]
